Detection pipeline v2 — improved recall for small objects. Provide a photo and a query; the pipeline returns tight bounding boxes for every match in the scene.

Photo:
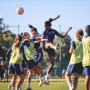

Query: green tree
[0,18,15,51]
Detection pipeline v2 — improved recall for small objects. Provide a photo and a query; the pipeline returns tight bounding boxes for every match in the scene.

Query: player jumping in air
[43,15,72,84]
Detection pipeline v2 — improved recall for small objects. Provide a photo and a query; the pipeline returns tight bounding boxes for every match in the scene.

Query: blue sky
[0,0,90,40]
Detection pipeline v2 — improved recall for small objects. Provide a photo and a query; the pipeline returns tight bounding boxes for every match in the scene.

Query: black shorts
[22,60,27,69]
[66,62,83,75]
[44,47,56,57]
[0,66,5,79]
[34,49,43,62]
[9,64,23,75]
[27,60,38,69]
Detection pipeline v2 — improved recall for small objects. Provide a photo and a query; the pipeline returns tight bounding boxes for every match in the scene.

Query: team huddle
[0,16,90,90]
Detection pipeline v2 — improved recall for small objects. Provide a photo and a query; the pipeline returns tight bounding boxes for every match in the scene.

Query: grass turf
[0,79,85,90]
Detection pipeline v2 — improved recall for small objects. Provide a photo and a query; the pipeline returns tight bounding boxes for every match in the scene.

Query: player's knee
[65,72,71,78]
[50,62,54,67]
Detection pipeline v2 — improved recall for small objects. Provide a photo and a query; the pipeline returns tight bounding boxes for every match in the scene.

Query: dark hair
[45,21,52,27]
[22,32,29,38]
[76,29,84,36]
[28,24,37,32]
[45,15,60,27]
[85,25,90,36]
[18,35,22,42]
[16,34,22,42]
[20,32,23,38]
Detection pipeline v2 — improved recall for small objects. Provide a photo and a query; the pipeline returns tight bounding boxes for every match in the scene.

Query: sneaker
[44,76,49,85]
[19,87,22,90]
[39,80,43,87]
[27,88,32,90]
[69,86,75,90]
[39,78,43,87]
[8,85,12,90]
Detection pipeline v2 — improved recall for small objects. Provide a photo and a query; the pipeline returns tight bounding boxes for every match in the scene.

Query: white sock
[8,81,12,87]
[8,84,12,90]
[46,73,49,78]
[12,87,15,90]
[39,76,42,82]
[19,84,23,90]
[27,82,30,88]
[15,87,19,90]
[68,83,72,90]
[69,86,73,90]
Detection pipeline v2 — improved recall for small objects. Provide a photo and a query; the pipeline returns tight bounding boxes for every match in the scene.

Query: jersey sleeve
[70,41,76,49]
[54,30,64,38]
[21,43,27,61]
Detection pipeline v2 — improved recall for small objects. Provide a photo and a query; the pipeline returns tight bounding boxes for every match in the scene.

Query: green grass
[0,79,85,90]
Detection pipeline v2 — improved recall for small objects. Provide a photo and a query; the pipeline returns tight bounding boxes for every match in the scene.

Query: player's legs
[33,63,45,87]
[65,71,72,90]
[48,56,55,74]
[65,64,75,90]
[44,48,56,84]
[71,73,80,90]
[21,60,28,90]
[26,60,35,90]
[84,66,90,90]
[0,66,5,81]
[44,56,55,84]
[8,64,17,90]
[15,64,24,90]
[27,69,33,90]
[45,43,56,50]
[16,74,24,90]
[85,76,90,90]
[72,63,83,90]
[10,74,17,90]
[33,50,46,86]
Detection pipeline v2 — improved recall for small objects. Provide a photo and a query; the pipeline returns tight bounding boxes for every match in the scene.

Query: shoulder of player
[83,37,90,43]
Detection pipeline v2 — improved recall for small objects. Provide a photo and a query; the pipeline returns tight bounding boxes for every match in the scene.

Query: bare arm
[69,48,74,54]
[56,27,72,38]
[62,27,72,37]
[34,39,47,43]
[69,41,76,54]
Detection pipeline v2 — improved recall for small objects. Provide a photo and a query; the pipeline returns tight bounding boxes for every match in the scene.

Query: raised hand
[67,27,72,32]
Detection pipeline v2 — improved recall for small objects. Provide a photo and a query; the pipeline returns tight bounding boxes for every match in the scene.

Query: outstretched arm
[34,35,47,43]
[69,41,76,54]
[56,27,72,38]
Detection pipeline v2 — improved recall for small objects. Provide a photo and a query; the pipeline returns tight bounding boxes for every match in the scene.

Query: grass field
[0,79,85,90]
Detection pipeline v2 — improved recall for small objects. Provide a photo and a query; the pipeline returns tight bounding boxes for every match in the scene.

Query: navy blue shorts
[9,64,23,75]
[83,66,90,76]
[27,60,38,69]
[0,66,5,79]
[22,60,27,69]
[66,62,83,75]
[44,47,56,57]
[34,49,43,63]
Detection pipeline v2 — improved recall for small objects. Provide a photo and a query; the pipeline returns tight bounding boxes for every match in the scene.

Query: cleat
[27,88,32,90]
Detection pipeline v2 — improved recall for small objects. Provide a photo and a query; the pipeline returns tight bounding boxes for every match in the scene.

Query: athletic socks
[39,76,44,87]
[44,73,49,84]
[11,87,15,90]
[68,83,73,90]
[19,85,23,90]
[27,82,31,89]
[8,82,12,90]
[46,73,49,79]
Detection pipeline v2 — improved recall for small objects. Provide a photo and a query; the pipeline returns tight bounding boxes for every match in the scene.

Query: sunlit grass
[0,79,85,90]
